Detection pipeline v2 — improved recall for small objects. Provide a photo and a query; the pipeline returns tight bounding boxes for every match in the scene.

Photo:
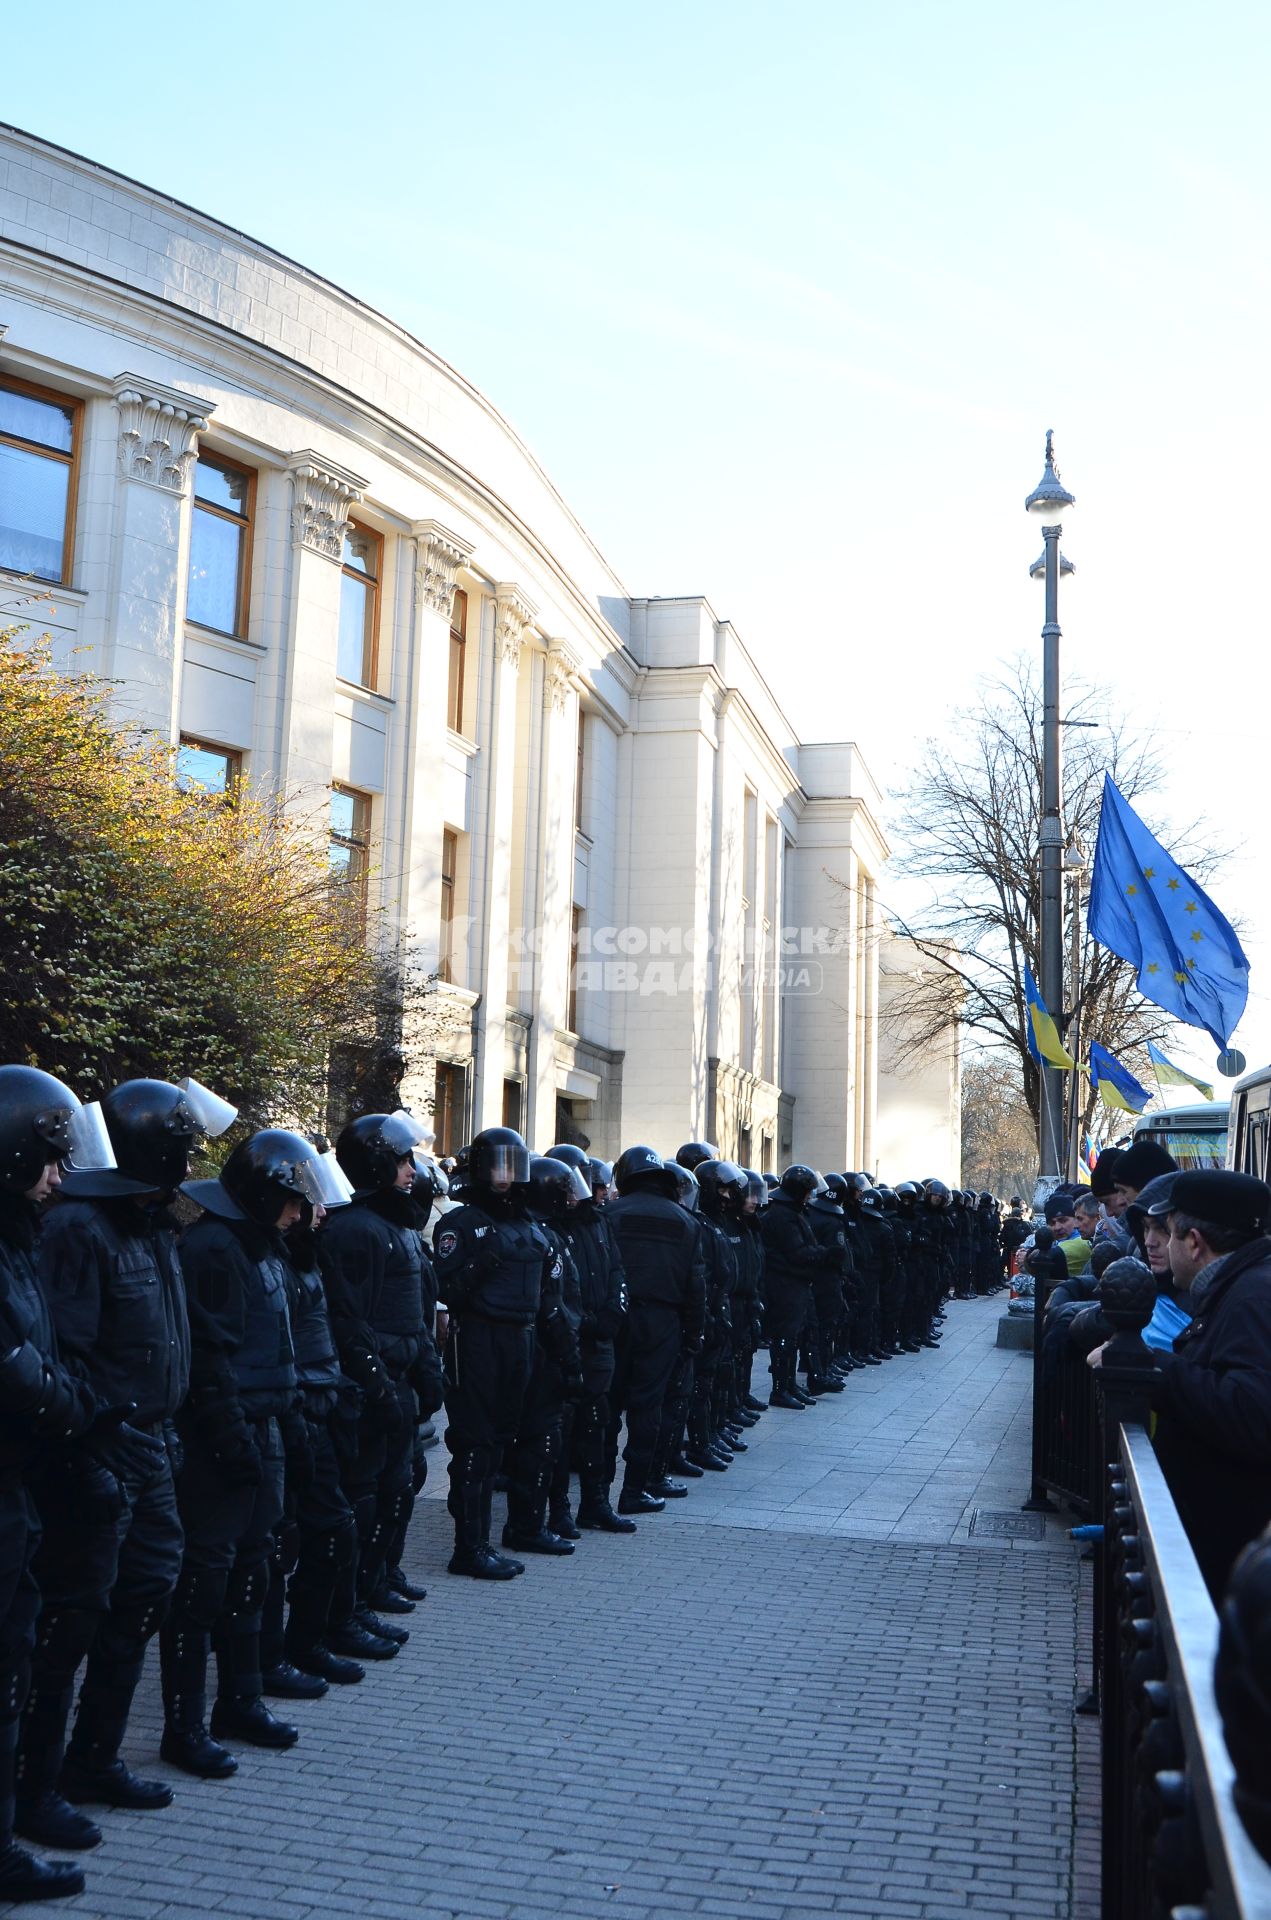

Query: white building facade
[0,124,930,1171]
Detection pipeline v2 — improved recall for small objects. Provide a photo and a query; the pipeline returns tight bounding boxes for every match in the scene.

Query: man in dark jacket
[161,1131,313,1777]
[18,1078,222,1848]
[432,1128,555,1578]
[604,1148,708,1517]
[548,1150,625,1534]
[1144,1170,1271,1601]
[0,1067,106,1904]
[760,1167,838,1408]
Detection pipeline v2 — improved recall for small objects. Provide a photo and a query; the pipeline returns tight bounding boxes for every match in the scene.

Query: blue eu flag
[1087,775,1249,1050]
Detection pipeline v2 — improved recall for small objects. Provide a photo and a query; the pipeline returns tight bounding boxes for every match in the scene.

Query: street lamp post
[1025,432,1076,1197]
[1064,833,1088,1183]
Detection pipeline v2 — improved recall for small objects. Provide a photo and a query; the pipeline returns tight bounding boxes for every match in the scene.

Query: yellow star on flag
[1146,962,1160,974]
[1185,901,1197,914]
[1167,878,1180,891]
[1126,883,1138,896]
[1143,867,1155,879]
[1174,970,1187,983]
[1191,930,1204,943]
[1187,958,1197,970]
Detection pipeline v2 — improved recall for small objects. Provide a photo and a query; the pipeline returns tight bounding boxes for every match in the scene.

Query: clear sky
[4,0,1268,1087]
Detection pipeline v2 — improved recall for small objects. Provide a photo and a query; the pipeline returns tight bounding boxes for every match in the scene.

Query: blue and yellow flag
[1089,1041,1152,1114]
[1087,775,1249,1049]
[1023,963,1075,1070]
[1146,1041,1214,1102]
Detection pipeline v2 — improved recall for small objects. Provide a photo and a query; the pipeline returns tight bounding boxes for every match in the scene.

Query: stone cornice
[287,450,367,561]
[494,583,538,671]
[413,518,475,620]
[112,372,213,493]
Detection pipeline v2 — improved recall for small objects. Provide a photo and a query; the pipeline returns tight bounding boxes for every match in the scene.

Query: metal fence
[1098,1416,1271,1920]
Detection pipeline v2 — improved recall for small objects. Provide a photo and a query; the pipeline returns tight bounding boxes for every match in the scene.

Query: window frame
[329,783,372,919]
[575,709,586,833]
[567,904,583,1035]
[434,1061,466,1159]
[0,372,82,587]
[447,587,468,735]
[187,449,256,641]
[176,734,242,801]
[439,828,458,984]
[336,518,383,690]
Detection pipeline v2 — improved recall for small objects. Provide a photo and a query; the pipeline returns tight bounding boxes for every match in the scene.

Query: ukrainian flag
[1146,1041,1215,1102]
[1089,1041,1151,1114]
[1023,963,1075,1070]
[1087,776,1249,1050]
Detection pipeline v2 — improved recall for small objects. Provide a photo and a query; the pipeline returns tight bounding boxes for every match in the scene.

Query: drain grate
[969,1508,1046,1541]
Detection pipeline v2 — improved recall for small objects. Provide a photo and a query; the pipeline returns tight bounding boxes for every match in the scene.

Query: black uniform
[732,1213,765,1413]
[805,1197,851,1380]
[433,1200,554,1561]
[161,1212,296,1740]
[319,1191,440,1606]
[551,1202,626,1524]
[605,1192,707,1501]
[19,1196,188,1810]
[688,1216,737,1455]
[0,1194,96,1871]
[504,1218,581,1546]
[760,1191,832,1397]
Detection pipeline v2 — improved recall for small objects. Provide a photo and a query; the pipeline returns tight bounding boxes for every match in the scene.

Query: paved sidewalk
[19,1297,1086,1920]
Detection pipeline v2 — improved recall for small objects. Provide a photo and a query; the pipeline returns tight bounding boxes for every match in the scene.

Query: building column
[396,520,475,1113]
[525,640,582,1148]
[276,450,367,804]
[105,374,212,737]
[471,584,536,1131]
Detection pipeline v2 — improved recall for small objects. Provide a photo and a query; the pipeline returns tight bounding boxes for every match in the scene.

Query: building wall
[874,934,963,1183]
[0,124,943,1169]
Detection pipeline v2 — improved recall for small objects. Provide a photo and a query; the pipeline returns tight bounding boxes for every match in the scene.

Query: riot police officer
[18,1079,232,1848]
[0,1068,108,1903]
[855,1183,903,1356]
[604,1148,707,1517]
[160,1131,317,1777]
[546,1147,626,1537]
[432,1127,555,1578]
[804,1176,851,1389]
[692,1161,751,1463]
[761,1167,838,1408]
[503,1158,585,1556]
[323,1111,442,1638]
[731,1172,768,1419]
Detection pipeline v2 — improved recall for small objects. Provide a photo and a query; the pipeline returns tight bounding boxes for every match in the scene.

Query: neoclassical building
[0,122,919,1169]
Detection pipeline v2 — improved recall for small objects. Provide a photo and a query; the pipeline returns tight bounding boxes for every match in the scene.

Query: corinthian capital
[414,519,475,619]
[113,374,213,493]
[494,584,538,671]
[288,451,367,561]
[544,639,582,714]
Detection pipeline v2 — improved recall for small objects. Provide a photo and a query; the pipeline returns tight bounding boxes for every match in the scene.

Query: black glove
[0,1343,99,1441]
[409,1347,444,1420]
[92,1421,167,1484]
[163,1419,185,1479]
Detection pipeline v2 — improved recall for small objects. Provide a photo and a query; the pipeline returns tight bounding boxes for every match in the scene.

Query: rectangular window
[502,1078,523,1131]
[434,1062,465,1158]
[187,453,254,637]
[0,376,79,584]
[567,905,583,1035]
[336,522,381,687]
[329,785,371,916]
[447,587,468,734]
[439,829,458,983]
[176,736,241,798]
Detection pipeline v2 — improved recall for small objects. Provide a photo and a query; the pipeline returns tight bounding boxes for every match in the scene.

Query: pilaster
[526,639,582,1147]
[277,450,367,799]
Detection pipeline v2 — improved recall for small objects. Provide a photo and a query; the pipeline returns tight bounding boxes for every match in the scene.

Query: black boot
[386,1566,427,1603]
[326,1621,398,1660]
[367,1584,415,1615]
[447,1479,523,1579]
[13,1793,101,1852]
[548,1502,581,1542]
[575,1486,637,1533]
[672,1454,705,1477]
[159,1700,237,1780]
[285,1641,364,1685]
[14,1679,98,1848]
[501,1524,574,1556]
[260,1662,328,1701]
[0,1842,86,1902]
[61,1661,173,1811]
[617,1485,665,1515]
[209,1697,298,1750]
[647,1478,689,1499]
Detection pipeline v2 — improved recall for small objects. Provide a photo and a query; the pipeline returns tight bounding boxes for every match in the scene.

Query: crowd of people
[0,1061,1018,1903]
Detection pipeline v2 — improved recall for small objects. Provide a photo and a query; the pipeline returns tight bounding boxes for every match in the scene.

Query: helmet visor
[381,1110,431,1157]
[561,1165,590,1204]
[484,1142,532,1186]
[62,1101,117,1172]
[314,1149,355,1209]
[178,1077,239,1139]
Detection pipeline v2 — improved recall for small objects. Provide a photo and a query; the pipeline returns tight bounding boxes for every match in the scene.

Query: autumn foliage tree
[0,627,378,1124]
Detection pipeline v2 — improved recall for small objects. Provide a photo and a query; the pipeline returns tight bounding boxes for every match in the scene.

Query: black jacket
[760,1191,832,1287]
[605,1191,707,1339]
[560,1203,626,1393]
[1151,1236,1271,1601]
[0,1194,96,1471]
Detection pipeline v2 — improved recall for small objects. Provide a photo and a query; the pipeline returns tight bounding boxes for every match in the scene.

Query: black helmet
[546,1143,591,1172]
[337,1110,433,1191]
[675,1141,717,1172]
[587,1157,614,1199]
[924,1179,950,1208]
[669,1162,700,1211]
[822,1173,850,1204]
[0,1065,116,1196]
[526,1154,588,1217]
[979,1190,994,1208]
[466,1126,532,1193]
[187,1129,343,1225]
[743,1170,768,1212]
[893,1181,919,1207]
[62,1078,229,1198]
[696,1159,748,1216]
[762,1172,780,1191]
[613,1144,676,1197]
[859,1189,884,1217]
[780,1164,819,1203]
[413,1154,449,1202]
[876,1185,898,1212]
